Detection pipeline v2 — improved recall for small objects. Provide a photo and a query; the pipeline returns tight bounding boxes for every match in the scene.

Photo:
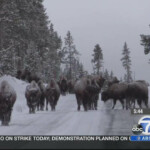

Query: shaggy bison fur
[74,77,102,111]
[127,81,149,108]
[25,81,41,114]
[37,80,45,111]
[101,82,128,109]
[0,81,16,126]
[45,79,60,111]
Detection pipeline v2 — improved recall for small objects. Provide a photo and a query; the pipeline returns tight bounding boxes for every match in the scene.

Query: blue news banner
[130,136,150,141]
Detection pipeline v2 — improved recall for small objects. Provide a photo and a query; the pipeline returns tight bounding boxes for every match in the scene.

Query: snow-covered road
[0,76,144,135]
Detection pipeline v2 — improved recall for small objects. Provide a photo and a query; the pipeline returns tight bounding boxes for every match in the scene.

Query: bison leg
[40,98,45,111]
[46,99,49,111]
[88,99,92,110]
[144,98,149,108]
[137,99,142,108]
[32,106,36,114]
[120,99,125,109]
[83,98,88,112]
[29,107,32,114]
[94,100,98,110]
[51,104,54,111]
[52,105,56,111]
[1,113,9,126]
[83,103,88,111]
[125,98,129,110]
[78,105,81,111]
[130,98,136,109]
[133,99,136,108]
[76,94,81,111]
[94,94,99,110]
[37,102,40,111]
[1,114,5,126]
[51,104,55,111]
[112,99,116,109]
[49,100,54,111]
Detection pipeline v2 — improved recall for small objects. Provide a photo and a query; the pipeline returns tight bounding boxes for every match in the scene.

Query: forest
[1,0,149,83]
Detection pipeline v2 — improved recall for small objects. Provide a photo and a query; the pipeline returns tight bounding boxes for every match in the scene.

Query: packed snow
[0,76,148,135]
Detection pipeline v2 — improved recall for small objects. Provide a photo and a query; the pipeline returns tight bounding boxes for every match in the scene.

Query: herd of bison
[0,69,149,126]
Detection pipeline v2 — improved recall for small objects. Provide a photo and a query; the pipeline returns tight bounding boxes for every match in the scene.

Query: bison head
[95,76,105,90]
[101,91,110,102]
[29,90,39,104]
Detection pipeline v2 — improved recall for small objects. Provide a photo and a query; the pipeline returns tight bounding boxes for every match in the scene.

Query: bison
[45,79,60,111]
[27,73,40,83]
[58,77,68,95]
[101,82,128,109]
[16,70,22,80]
[90,76,105,110]
[20,69,30,81]
[16,69,40,83]
[74,77,101,111]
[68,79,76,94]
[127,81,149,109]
[37,80,45,111]
[0,81,17,126]
[87,78,101,110]
[25,81,41,114]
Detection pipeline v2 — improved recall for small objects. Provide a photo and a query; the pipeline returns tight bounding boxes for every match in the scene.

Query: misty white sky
[44,0,150,81]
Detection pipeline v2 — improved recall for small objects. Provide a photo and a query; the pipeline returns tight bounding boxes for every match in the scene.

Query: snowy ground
[0,76,147,135]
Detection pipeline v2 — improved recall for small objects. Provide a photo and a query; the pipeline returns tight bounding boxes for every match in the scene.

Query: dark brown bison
[37,80,45,111]
[27,73,40,83]
[92,76,106,91]
[25,81,41,114]
[0,81,16,126]
[127,81,149,108]
[68,79,76,94]
[16,69,40,83]
[45,79,60,111]
[58,77,68,95]
[74,77,101,111]
[89,76,105,110]
[101,82,128,109]
[16,70,22,80]
[107,77,120,87]
[20,69,30,81]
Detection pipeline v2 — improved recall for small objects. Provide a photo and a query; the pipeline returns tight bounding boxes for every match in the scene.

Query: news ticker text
[0,136,148,142]
[0,136,129,142]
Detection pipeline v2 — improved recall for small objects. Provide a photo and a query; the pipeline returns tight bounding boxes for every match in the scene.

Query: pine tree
[121,42,132,83]
[110,71,114,80]
[104,69,109,80]
[43,24,62,80]
[141,26,150,63]
[91,44,103,75]
[63,31,79,80]
[24,41,40,73]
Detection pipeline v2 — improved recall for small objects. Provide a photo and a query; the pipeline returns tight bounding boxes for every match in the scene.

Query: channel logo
[132,124,143,135]
[138,116,150,135]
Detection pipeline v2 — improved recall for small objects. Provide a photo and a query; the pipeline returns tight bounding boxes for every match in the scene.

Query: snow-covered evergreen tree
[141,26,150,63]
[110,71,114,80]
[121,42,132,83]
[91,44,103,75]
[62,31,79,80]
[104,69,110,81]
[24,41,40,73]
[43,24,62,81]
